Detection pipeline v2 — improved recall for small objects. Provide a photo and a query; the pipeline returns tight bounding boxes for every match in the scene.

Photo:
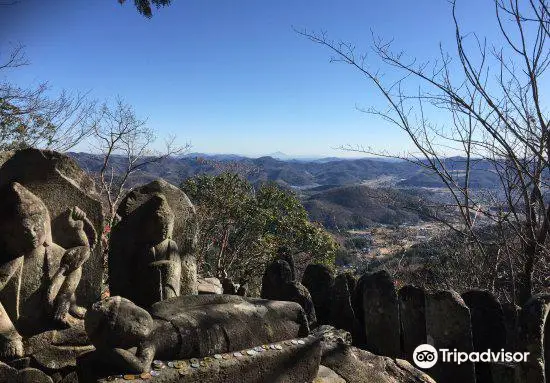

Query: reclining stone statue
[0,182,96,359]
[84,294,310,374]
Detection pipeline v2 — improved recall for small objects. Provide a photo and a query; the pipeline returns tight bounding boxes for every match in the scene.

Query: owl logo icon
[413,344,438,368]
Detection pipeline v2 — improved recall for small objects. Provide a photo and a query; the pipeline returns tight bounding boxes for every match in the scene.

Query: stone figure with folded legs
[0,182,96,359]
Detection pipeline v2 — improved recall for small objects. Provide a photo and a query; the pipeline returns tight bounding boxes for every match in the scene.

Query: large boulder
[0,148,104,307]
[316,326,436,383]
[0,362,54,383]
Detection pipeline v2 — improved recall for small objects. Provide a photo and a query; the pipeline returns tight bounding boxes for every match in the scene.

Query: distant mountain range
[69,152,420,188]
[69,152,500,229]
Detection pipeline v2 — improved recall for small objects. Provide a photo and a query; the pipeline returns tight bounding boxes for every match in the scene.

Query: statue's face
[145,207,174,244]
[3,212,48,254]
[85,297,153,349]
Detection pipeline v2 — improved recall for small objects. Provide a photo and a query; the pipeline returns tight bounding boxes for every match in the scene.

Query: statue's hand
[106,348,150,374]
[60,247,90,273]
[70,206,87,222]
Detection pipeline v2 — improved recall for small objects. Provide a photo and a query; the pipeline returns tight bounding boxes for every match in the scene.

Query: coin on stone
[174,361,187,369]
[275,345,283,350]
[262,344,269,350]
[150,370,160,377]
[200,361,209,367]
[204,357,214,363]
[222,354,231,359]
[214,354,223,360]
[123,375,136,380]
[291,340,299,345]
[233,351,243,357]
[298,340,305,345]
[246,349,256,356]
[190,358,199,364]
[140,372,152,380]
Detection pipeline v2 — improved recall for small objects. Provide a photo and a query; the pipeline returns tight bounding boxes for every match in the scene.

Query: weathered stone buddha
[0,182,95,359]
[109,194,181,309]
[84,294,309,374]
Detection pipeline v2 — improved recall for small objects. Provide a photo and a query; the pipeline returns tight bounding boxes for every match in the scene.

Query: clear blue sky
[1,0,507,157]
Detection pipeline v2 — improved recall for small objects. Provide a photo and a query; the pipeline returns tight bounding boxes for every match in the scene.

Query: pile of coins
[102,338,308,381]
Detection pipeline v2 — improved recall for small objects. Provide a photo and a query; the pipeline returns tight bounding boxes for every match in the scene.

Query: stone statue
[0,182,96,359]
[84,294,309,374]
[115,180,198,295]
[109,194,181,309]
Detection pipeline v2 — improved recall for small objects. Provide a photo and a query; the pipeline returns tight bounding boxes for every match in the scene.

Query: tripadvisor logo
[412,344,529,369]
[413,344,438,368]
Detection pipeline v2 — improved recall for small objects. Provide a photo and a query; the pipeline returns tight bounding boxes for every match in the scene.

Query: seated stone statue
[84,294,310,374]
[0,183,95,359]
[109,194,181,309]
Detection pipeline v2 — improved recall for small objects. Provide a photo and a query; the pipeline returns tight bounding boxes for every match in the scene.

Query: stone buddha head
[141,194,175,245]
[85,296,153,349]
[0,182,51,255]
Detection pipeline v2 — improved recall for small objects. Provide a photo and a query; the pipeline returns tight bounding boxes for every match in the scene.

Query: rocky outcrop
[315,326,436,383]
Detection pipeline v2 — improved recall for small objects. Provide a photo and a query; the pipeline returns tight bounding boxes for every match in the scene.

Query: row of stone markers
[357,271,550,383]
[297,264,550,383]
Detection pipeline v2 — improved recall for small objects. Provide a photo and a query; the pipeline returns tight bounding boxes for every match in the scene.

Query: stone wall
[296,265,549,383]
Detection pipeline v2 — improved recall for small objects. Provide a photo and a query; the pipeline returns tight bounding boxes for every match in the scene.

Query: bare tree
[0,44,97,151]
[297,0,550,305]
[91,97,190,225]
